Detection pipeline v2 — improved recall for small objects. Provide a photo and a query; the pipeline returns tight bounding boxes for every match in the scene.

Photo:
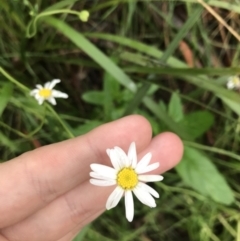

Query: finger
[1,132,183,241]
[138,132,184,173]
[0,234,8,241]
[0,115,152,228]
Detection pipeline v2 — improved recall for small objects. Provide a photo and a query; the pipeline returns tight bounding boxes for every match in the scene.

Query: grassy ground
[1,0,240,240]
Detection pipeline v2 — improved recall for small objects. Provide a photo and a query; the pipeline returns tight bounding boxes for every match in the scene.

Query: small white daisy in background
[30,79,68,105]
[226,76,240,90]
[90,142,163,222]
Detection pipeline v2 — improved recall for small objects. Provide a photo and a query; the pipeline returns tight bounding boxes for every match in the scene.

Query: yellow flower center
[39,89,52,98]
[233,77,240,84]
[117,168,138,190]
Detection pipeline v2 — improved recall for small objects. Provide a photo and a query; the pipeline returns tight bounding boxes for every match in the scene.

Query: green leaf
[179,111,214,139]
[168,92,184,122]
[159,100,167,113]
[143,97,192,140]
[176,146,235,205]
[0,83,13,117]
[82,91,104,106]
[137,110,161,135]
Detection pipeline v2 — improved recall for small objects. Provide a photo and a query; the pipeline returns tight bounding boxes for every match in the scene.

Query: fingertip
[142,132,184,174]
[158,132,184,166]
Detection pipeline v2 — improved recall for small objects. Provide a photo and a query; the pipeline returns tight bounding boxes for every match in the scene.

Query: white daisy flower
[30,79,68,105]
[90,142,163,222]
[227,76,240,90]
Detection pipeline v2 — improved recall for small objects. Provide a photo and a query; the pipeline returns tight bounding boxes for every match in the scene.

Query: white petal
[109,149,123,171]
[30,89,39,96]
[137,182,159,198]
[133,185,156,207]
[37,97,44,105]
[136,162,159,174]
[135,153,152,173]
[44,82,51,88]
[106,149,111,157]
[106,186,124,210]
[90,179,116,186]
[36,84,43,89]
[90,164,117,178]
[90,171,115,180]
[34,94,41,100]
[48,79,61,89]
[114,146,129,167]
[227,82,234,89]
[47,97,56,105]
[125,190,134,222]
[128,142,137,168]
[52,90,68,98]
[138,175,164,182]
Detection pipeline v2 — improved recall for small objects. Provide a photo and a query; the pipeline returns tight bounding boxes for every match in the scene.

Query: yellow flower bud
[79,10,89,22]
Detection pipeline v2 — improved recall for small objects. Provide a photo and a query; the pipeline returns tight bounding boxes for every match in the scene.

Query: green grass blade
[0,83,13,117]
[44,0,79,11]
[207,0,240,14]
[103,69,119,121]
[0,132,19,152]
[160,6,203,62]
[0,67,29,91]
[124,65,240,76]
[125,66,240,102]
[123,83,151,116]
[84,33,187,67]
[184,141,240,162]
[125,0,137,33]
[44,17,137,92]
[124,6,203,115]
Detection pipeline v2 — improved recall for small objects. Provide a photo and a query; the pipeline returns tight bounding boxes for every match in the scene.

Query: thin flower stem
[157,182,206,200]
[0,121,27,138]
[26,9,83,38]
[47,105,75,138]
[28,106,46,137]
[0,118,45,139]
[0,67,29,91]
[184,141,240,162]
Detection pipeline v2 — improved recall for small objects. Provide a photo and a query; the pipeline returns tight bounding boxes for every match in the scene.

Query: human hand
[0,115,183,241]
